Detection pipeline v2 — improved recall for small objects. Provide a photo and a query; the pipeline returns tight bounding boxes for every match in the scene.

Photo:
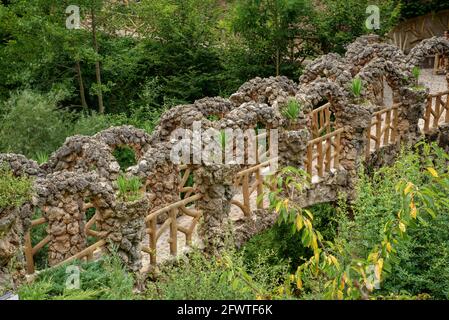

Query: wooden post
[325,137,331,172]
[424,97,432,132]
[384,109,391,145]
[24,232,35,274]
[242,174,250,216]
[169,208,178,256]
[149,218,157,265]
[375,114,382,150]
[307,143,313,179]
[317,140,324,178]
[434,95,441,129]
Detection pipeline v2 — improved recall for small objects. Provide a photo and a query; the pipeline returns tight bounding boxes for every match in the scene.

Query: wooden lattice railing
[310,103,332,139]
[424,91,449,133]
[24,203,106,274]
[365,104,400,158]
[142,193,202,266]
[232,158,277,216]
[305,127,343,179]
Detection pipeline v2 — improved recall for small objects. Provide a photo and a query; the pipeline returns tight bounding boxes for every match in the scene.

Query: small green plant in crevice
[351,77,363,98]
[282,99,302,120]
[117,175,143,202]
[207,114,221,122]
[0,164,33,209]
[412,66,421,82]
[35,151,49,165]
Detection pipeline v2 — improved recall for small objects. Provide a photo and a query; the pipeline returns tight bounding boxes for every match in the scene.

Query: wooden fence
[232,158,277,216]
[424,91,449,132]
[365,104,400,158]
[305,127,343,179]
[310,103,333,139]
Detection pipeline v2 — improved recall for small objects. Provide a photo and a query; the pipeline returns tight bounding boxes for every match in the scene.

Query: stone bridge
[1,35,449,291]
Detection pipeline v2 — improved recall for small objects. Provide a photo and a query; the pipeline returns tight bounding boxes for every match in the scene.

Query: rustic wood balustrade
[365,104,400,158]
[23,203,104,274]
[424,91,449,132]
[142,193,202,266]
[232,157,278,216]
[310,103,333,139]
[305,127,343,179]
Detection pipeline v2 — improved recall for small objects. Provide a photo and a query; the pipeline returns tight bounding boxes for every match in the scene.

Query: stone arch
[406,36,449,67]
[299,53,352,87]
[229,76,298,107]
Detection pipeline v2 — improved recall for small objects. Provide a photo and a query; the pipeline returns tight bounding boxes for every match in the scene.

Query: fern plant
[351,77,363,98]
[117,174,143,202]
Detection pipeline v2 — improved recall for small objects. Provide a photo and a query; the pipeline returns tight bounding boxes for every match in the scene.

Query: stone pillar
[194,165,239,253]
[397,87,428,144]
[102,196,150,272]
[278,129,310,168]
[44,195,86,266]
[336,103,373,197]
[0,204,32,294]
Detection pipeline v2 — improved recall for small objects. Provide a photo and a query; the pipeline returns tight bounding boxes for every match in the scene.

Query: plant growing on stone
[35,152,49,165]
[412,66,421,82]
[351,77,363,98]
[282,99,302,120]
[117,175,143,202]
[0,164,33,209]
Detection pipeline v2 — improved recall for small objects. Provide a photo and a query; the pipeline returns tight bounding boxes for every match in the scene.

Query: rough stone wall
[0,35,448,283]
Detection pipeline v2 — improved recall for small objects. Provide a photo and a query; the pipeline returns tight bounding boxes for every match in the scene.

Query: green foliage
[317,0,401,54]
[117,174,143,202]
[0,89,72,158]
[112,146,137,171]
[281,99,302,120]
[0,164,33,209]
[412,66,421,81]
[18,254,135,300]
[146,248,290,300]
[351,77,363,98]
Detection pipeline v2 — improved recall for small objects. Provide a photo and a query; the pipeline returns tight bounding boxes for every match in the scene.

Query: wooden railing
[142,193,202,266]
[310,103,332,139]
[424,91,449,133]
[232,158,277,216]
[365,104,399,158]
[305,127,344,179]
[23,204,104,274]
[24,217,49,274]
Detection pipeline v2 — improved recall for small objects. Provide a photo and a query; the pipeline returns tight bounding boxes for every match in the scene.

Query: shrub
[412,66,421,82]
[18,254,135,300]
[0,90,72,159]
[145,248,289,300]
[0,165,33,209]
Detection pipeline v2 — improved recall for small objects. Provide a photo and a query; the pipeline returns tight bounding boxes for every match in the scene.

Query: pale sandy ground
[140,69,448,271]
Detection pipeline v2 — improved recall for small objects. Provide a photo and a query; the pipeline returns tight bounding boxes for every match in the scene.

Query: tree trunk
[75,61,88,109]
[91,7,104,114]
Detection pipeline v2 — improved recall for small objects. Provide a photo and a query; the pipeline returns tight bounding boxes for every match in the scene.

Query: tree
[231,0,317,77]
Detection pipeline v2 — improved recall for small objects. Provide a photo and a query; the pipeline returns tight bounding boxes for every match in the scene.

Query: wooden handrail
[53,239,107,268]
[145,193,202,223]
[307,128,344,145]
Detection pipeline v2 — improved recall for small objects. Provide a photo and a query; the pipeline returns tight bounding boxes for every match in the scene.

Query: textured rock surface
[0,35,448,285]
